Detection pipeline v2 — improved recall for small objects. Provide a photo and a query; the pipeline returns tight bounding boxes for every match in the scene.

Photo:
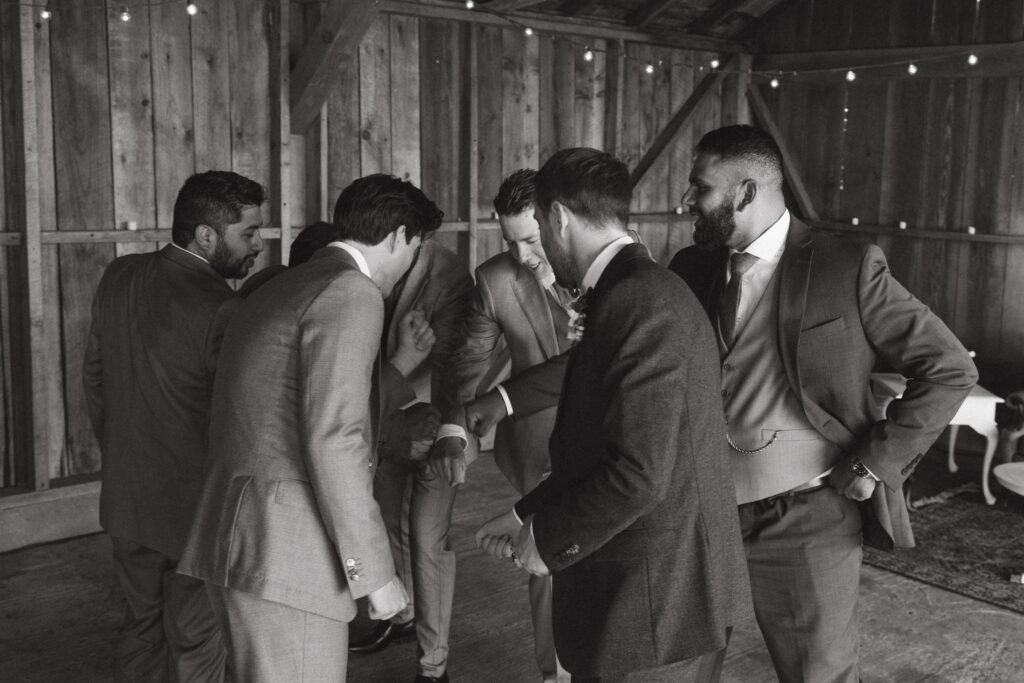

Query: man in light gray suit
[179,174,444,682]
[431,169,572,683]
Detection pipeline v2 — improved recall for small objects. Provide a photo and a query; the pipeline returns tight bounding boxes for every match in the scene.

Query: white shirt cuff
[495,384,514,417]
[511,507,522,525]
[435,424,468,447]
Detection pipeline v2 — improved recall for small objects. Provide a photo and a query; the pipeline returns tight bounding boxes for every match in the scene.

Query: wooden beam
[811,220,1024,245]
[558,0,601,18]
[735,0,800,41]
[486,0,548,11]
[630,56,735,189]
[755,41,1024,81]
[627,0,678,29]
[270,0,292,262]
[746,83,819,221]
[380,0,745,53]
[467,28,480,273]
[290,0,378,134]
[687,0,749,35]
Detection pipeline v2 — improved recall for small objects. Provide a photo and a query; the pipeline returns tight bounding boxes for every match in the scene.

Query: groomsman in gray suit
[179,174,444,682]
[431,169,573,683]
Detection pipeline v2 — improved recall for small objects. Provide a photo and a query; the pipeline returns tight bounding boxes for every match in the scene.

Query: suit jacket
[669,218,978,550]
[179,247,397,622]
[83,245,240,559]
[449,252,571,493]
[515,243,745,677]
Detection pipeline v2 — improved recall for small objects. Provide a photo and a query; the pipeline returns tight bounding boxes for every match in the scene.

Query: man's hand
[475,510,522,560]
[389,309,435,377]
[828,458,878,502]
[367,575,409,621]
[465,390,508,437]
[516,516,550,577]
[403,403,441,462]
[429,436,469,485]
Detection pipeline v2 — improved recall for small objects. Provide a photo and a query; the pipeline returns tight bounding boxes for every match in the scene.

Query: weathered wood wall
[756,0,1024,394]
[0,0,279,489]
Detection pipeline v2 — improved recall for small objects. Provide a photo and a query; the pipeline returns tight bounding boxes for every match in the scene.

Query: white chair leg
[947,425,960,473]
[981,426,999,505]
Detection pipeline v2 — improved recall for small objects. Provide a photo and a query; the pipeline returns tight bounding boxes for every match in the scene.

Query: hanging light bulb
[845,69,856,82]
[465,0,474,8]
[583,46,594,62]
[119,6,131,21]
[770,77,780,89]
[40,6,52,19]
[524,26,533,36]
[710,58,720,69]
[186,2,198,15]
[967,53,979,66]
[644,62,655,74]
[907,63,918,75]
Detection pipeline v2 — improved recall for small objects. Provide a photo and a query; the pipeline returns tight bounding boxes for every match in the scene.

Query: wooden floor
[3,446,1024,682]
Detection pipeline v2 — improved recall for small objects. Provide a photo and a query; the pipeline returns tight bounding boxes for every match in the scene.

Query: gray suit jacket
[179,247,395,622]
[449,252,571,493]
[670,218,979,550]
[83,245,240,559]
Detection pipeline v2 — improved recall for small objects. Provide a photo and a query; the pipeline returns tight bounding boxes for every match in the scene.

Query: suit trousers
[739,485,862,683]
[569,636,729,683]
[375,456,458,677]
[110,536,225,683]
[208,583,349,682]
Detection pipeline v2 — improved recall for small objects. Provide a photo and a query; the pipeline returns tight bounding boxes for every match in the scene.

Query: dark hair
[493,169,537,216]
[695,125,784,182]
[289,221,337,266]
[332,174,443,246]
[534,148,630,227]
[171,171,266,247]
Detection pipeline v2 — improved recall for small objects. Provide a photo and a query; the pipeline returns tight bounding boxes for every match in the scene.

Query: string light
[907,63,918,75]
[845,69,856,82]
[39,5,51,19]
[583,46,594,62]
[967,54,979,65]
[644,62,655,74]
[770,78,780,88]
[119,6,131,21]
[465,0,474,8]
[523,26,533,36]
[186,2,198,15]
[710,58,720,69]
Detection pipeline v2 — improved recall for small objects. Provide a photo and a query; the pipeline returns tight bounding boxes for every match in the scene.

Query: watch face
[850,459,870,479]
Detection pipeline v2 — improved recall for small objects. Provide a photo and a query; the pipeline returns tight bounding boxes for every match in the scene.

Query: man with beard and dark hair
[83,170,265,683]
[669,125,977,683]
[476,148,745,682]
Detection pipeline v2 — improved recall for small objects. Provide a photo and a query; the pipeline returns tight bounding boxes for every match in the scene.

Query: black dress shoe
[413,673,448,683]
[349,619,415,653]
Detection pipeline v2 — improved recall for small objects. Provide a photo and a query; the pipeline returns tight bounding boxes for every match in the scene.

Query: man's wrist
[435,423,468,447]
[849,457,878,481]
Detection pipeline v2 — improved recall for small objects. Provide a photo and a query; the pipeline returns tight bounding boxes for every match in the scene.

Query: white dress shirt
[726,210,789,342]
[327,241,372,278]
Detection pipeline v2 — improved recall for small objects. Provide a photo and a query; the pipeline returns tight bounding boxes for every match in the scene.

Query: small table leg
[980,425,999,505]
[947,425,960,473]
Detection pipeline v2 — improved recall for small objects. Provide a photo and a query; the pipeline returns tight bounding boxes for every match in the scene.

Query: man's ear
[551,201,571,237]
[736,180,757,213]
[195,224,217,249]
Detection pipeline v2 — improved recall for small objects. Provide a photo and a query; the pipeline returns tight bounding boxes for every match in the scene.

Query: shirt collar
[581,234,634,292]
[327,241,372,278]
[731,209,789,265]
[170,242,211,266]
[539,271,556,290]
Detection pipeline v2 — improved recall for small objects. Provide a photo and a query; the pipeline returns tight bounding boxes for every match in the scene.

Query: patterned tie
[719,251,759,347]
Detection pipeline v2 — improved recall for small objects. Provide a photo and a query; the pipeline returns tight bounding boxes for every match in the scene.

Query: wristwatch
[849,457,872,479]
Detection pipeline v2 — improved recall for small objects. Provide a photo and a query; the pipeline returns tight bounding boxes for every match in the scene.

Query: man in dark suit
[477,148,746,682]
[669,125,978,683]
[179,174,444,681]
[83,171,265,682]
[431,169,573,683]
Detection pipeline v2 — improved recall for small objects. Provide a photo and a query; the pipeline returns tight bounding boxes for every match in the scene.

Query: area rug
[863,482,1024,615]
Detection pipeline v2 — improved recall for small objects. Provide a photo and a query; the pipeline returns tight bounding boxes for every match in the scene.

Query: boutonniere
[567,288,591,345]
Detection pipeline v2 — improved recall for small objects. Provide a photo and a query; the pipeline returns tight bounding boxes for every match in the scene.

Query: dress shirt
[581,234,635,292]
[170,242,211,266]
[726,210,789,341]
[327,241,372,278]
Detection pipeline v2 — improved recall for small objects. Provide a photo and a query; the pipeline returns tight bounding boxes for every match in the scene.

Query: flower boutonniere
[567,288,591,345]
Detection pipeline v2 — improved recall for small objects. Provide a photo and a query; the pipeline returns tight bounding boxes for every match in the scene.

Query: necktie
[719,251,759,347]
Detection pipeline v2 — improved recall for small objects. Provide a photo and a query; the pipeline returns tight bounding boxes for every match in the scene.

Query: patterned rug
[863,482,1024,615]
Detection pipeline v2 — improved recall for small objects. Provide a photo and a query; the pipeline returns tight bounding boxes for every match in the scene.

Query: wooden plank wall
[758,0,1024,394]
[306,14,737,272]
[0,0,276,488]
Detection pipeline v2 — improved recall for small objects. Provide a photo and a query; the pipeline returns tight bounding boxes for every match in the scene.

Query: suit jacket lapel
[512,265,560,359]
[777,218,813,397]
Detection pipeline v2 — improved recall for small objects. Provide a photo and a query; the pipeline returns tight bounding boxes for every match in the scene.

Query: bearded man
[669,125,977,683]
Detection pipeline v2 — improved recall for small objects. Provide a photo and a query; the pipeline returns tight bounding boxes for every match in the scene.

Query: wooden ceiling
[474,0,797,43]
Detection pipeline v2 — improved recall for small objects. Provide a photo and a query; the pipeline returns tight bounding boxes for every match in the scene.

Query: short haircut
[493,169,537,217]
[696,125,784,185]
[332,174,443,246]
[534,148,630,228]
[289,221,336,266]
[171,171,266,247]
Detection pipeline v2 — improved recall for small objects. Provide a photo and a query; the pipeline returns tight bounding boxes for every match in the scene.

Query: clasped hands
[474,510,549,577]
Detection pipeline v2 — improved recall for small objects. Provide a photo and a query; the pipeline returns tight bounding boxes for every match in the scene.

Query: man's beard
[210,240,254,279]
[544,237,580,290]
[693,200,737,251]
